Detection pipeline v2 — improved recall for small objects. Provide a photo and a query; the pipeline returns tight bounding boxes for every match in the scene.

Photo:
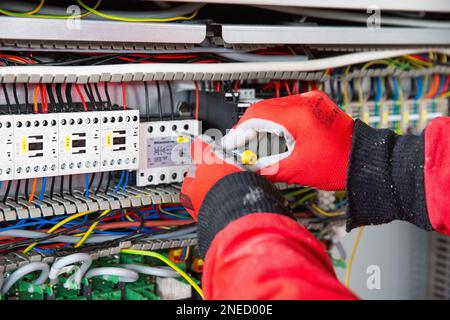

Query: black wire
[88,173,96,190]
[46,84,57,113]
[156,81,163,120]
[24,84,30,114]
[167,81,175,120]
[114,208,145,242]
[2,84,12,114]
[59,222,196,255]
[14,180,21,203]
[68,175,73,196]
[40,54,120,66]
[24,179,29,199]
[65,83,74,111]
[83,84,96,110]
[104,171,112,193]
[12,83,20,114]
[104,82,112,110]
[59,175,65,199]
[0,209,118,252]
[55,83,64,112]
[144,81,150,121]
[95,172,104,195]
[93,83,104,111]
[50,176,56,200]
[3,180,11,204]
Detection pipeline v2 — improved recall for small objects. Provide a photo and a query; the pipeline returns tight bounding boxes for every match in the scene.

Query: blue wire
[38,177,47,201]
[84,173,90,198]
[437,74,446,96]
[413,77,424,114]
[114,170,125,193]
[121,171,129,191]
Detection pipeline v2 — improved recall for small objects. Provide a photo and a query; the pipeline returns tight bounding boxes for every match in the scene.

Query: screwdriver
[174,131,258,166]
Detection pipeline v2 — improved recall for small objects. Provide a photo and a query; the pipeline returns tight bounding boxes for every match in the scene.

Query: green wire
[283,188,310,199]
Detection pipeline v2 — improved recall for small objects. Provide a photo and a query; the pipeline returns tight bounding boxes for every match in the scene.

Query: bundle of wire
[0,204,195,254]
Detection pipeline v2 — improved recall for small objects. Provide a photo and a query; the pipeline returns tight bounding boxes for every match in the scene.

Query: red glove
[180,136,242,220]
[223,90,354,190]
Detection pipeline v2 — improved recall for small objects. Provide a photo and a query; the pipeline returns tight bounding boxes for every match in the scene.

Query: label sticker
[64,135,72,152]
[147,137,191,168]
[105,132,113,149]
[20,137,28,154]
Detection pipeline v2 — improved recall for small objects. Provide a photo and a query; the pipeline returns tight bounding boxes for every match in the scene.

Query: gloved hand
[180,136,242,220]
[222,90,354,190]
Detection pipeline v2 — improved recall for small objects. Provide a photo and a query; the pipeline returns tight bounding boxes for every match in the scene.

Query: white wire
[49,253,92,288]
[1,262,49,295]
[1,48,449,82]
[122,263,179,278]
[85,267,139,283]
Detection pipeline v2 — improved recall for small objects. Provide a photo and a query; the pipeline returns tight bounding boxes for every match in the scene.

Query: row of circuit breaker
[0,110,139,181]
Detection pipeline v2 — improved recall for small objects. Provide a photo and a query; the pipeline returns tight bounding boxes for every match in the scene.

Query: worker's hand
[222,90,354,190]
[181,136,242,220]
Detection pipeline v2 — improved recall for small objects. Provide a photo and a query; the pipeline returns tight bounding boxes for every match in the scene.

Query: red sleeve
[202,213,358,300]
[424,117,450,235]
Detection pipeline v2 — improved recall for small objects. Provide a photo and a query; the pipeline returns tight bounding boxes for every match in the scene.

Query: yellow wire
[74,209,111,248]
[345,227,364,287]
[442,91,450,98]
[361,59,392,71]
[342,65,351,114]
[310,203,344,217]
[0,0,101,19]
[120,249,204,299]
[75,0,198,22]
[23,210,92,253]
[25,0,45,14]
[356,78,364,110]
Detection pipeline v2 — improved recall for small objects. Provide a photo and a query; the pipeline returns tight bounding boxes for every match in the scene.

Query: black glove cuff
[197,171,293,258]
[346,120,432,231]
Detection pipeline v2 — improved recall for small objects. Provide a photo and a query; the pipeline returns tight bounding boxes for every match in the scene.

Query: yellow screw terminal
[240,150,257,165]
[177,136,190,144]
[169,248,183,262]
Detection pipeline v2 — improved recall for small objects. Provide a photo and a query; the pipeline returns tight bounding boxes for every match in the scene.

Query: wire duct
[2,48,449,82]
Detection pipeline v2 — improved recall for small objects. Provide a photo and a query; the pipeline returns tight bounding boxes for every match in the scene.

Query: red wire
[121,82,127,110]
[283,81,291,96]
[234,80,240,93]
[38,84,45,113]
[292,80,299,95]
[75,84,88,111]
[441,75,450,95]
[194,81,200,120]
[274,81,281,98]
[42,84,49,113]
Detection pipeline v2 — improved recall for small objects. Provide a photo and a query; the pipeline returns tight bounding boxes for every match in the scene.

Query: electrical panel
[137,119,201,186]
